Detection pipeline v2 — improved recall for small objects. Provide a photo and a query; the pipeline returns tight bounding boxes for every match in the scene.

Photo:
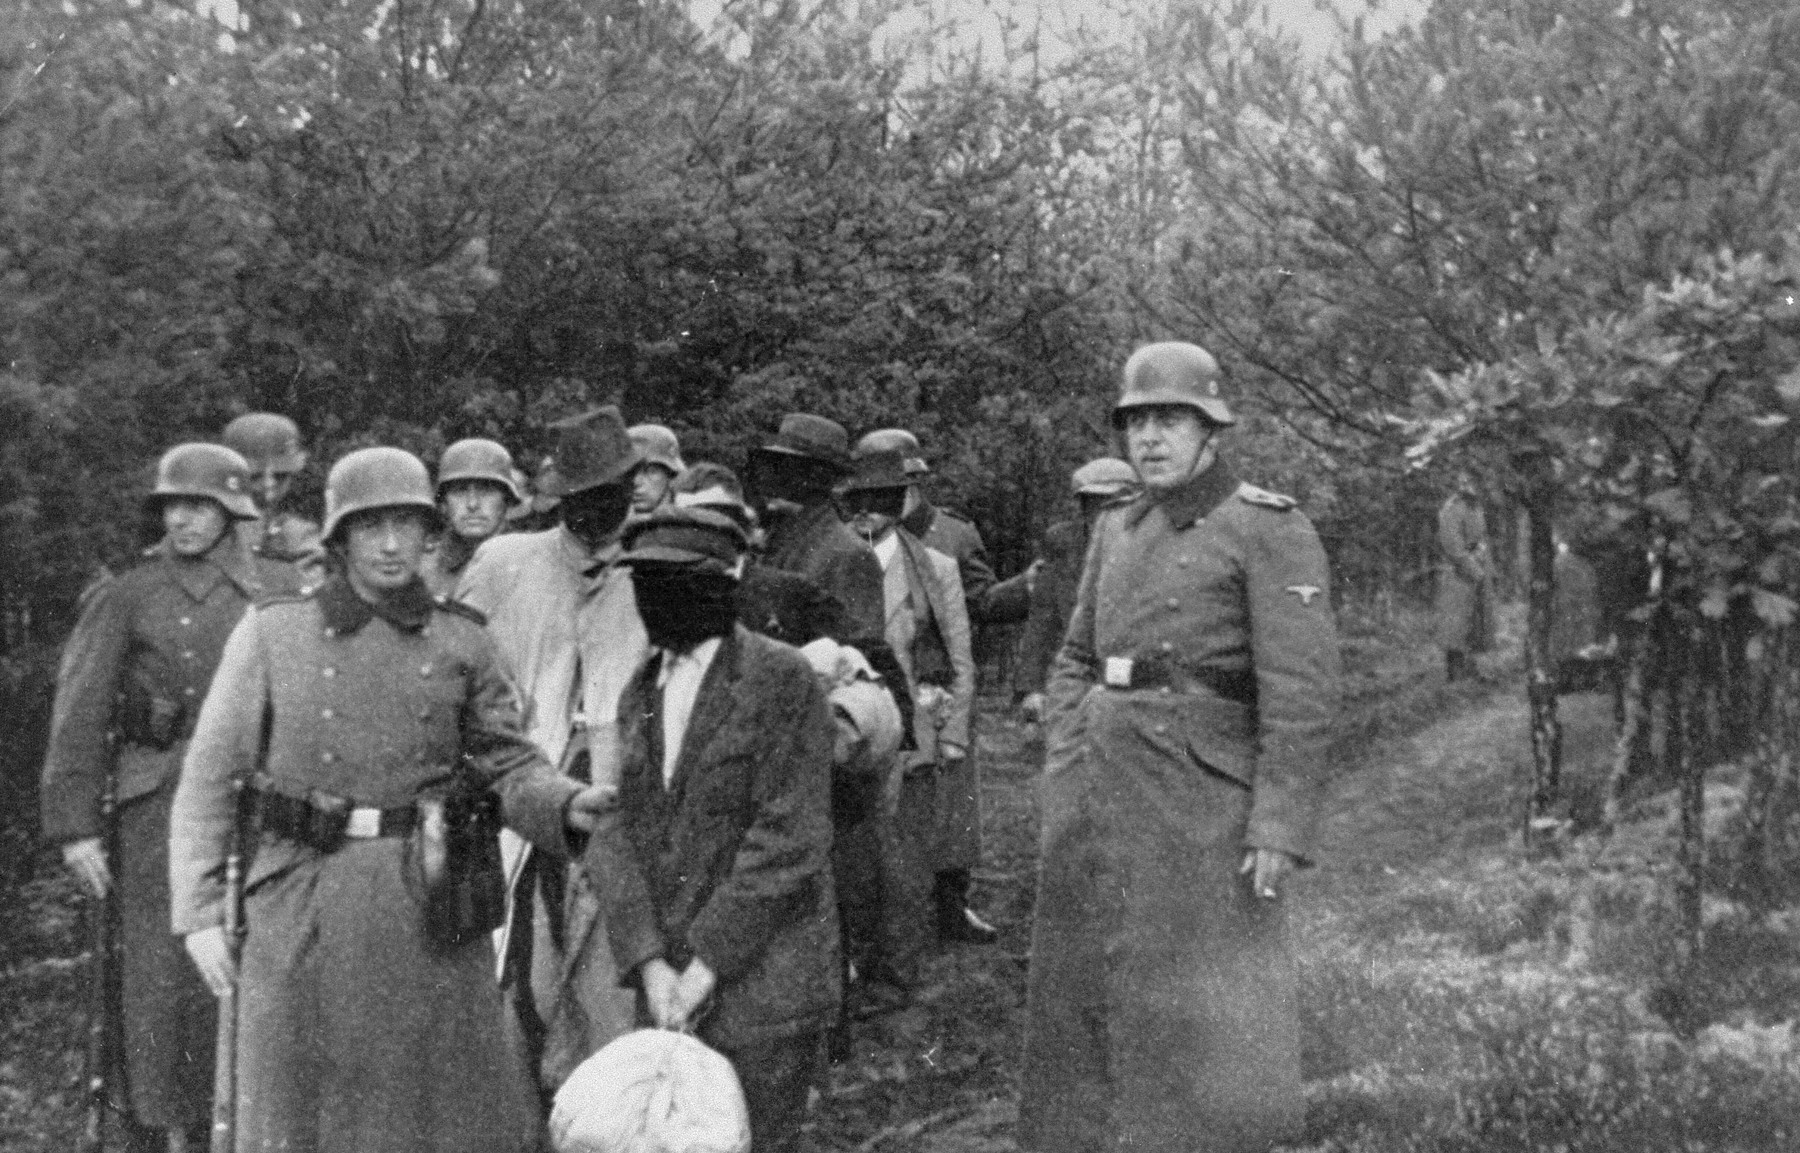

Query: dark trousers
[713,1031,824,1153]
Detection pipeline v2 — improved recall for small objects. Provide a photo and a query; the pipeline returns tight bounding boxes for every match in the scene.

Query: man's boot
[935,869,998,945]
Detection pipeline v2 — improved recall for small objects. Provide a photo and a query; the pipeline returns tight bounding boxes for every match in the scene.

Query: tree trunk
[1524,496,1562,854]
[1674,626,1705,968]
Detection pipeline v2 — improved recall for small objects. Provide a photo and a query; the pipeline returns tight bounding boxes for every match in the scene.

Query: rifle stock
[210,778,248,1153]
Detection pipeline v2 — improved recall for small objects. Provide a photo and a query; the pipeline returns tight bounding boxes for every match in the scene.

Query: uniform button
[323,627,336,639]
[419,707,432,721]
[320,751,336,764]
[179,617,192,627]
[1160,686,1171,694]
[1166,598,1180,609]
[420,664,433,677]
[1176,557,1191,567]
[182,650,196,660]
[1154,723,1169,734]
[322,666,337,678]
[184,687,197,697]
[321,708,334,720]
[1161,641,1174,652]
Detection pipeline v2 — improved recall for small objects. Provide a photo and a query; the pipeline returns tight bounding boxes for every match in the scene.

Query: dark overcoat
[1435,492,1494,653]
[1018,460,1341,1153]
[40,537,300,1133]
[763,502,885,645]
[584,626,841,1049]
[1013,518,1086,695]
[170,579,583,1153]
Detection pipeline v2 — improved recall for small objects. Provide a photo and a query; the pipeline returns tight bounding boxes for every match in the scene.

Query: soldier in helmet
[41,444,306,1152]
[221,412,326,584]
[1019,343,1341,1153]
[171,446,616,1153]
[1014,458,1140,723]
[627,424,686,519]
[424,438,524,597]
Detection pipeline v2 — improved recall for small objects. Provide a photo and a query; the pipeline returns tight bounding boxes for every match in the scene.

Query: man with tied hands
[585,506,839,1153]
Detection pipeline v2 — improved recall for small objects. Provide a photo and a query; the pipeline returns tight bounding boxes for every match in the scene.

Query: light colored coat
[1436,492,1494,653]
[1019,460,1341,1153]
[455,525,648,1088]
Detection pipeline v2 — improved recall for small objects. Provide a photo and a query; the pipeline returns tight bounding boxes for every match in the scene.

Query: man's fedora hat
[541,406,643,497]
[838,448,914,494]
[755,413,853,474]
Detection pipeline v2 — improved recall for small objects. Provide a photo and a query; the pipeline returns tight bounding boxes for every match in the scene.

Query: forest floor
[6,611,1800,1150]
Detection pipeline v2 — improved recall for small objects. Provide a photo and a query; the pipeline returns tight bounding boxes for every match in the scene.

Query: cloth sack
[550,1028,751,1153]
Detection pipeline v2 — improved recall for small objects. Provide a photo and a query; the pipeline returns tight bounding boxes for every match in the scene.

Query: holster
[420,765,506,955]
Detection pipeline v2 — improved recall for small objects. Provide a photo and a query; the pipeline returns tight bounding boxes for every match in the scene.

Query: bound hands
[62,837,111,898]
[639,957,717,1031]
[185,926,236,997]
[1239,848,1300,902]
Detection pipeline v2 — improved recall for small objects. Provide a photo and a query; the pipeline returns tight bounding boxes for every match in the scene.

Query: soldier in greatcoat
[422,438,522,597]
[626,423,686,519]
[170,446,614,1153]
[1436,469,1495,681]
[42,444,301,1152]
[585,507,840,1153]
[453,407,649,1091]
[220,412,325,584]
[1014,458,1139,723]
[1018,342,1341,1153]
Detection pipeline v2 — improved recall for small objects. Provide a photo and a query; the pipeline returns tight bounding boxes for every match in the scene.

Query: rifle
[210,778,249,1153]
[80,767,120,1153]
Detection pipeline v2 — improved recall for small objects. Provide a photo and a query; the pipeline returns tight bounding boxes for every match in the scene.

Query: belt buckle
[345,807,381,839]
[1103,657,1134,688]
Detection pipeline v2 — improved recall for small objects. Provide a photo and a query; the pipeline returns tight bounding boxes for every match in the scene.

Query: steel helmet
[627,424,686,476]
[221,412,308,472]
[1069,457,1139,498]
[1111,342,1234,428]
[855,428,928,476]
[145,443,260,520]
[436,438,523,503]
[321,447,439,541]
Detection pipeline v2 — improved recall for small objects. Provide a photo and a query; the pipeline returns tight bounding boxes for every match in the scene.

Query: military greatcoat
[1018,459,1340,1153]
[41,536,301,1135]
[169,578,584,1153]
[1435,492,1494,654]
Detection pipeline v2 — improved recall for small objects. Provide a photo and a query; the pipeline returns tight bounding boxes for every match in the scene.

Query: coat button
[182,650,196,660]
[321,708,334,720]
[420,664,433,677]
[1154,723,1169,734]
[1166,598,1180,609]
[179,616,192,627]
[322,666,337,678]
[320,751,336,764]
[184,687,197,698]
[1161,641,1174,653]
[1176,557,1191,567]
[419,707,432,721]
[323,627,336,639]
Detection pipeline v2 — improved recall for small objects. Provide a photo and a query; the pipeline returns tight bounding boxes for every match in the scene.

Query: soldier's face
[1125,407,1215,492]
[251,464,296,512]
[340,508,432,597]
[441,480,508,542]
[162,498,230,558]
[632,465,677,516]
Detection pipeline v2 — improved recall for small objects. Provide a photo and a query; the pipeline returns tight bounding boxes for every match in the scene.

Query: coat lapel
[664,629,745,804]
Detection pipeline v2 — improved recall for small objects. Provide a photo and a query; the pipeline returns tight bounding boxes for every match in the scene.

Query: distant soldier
[840,447,982,970]
[1436,469,1494,681]
[171,446,614,1153]
[423,438,523,597]
[1020,342,1340,1153]
[627,424,686,518]
[1015,457,1140,723]
[220,413,324,582]
[454,407,648,1091]
[42,444,302,1153]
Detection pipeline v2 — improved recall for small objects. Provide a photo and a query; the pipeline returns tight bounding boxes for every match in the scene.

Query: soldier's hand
[940,742,967,763]
[670,958,718,1029]
[61,838,111,899]
[564,784,619,834]
[1024,558,1044,597]
[1239,848,1299,902]
[184,927,237,997]
[1019,693,1045,724]
[639,958,683,1029]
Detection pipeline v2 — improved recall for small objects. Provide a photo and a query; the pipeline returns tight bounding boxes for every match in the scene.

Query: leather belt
[1101,654,1256,706]
[254,784,419,853]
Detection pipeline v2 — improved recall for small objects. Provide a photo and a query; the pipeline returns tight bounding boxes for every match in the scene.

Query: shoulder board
[434,596,487,626]
[1237,483,1297,511]
[255,590,313,610]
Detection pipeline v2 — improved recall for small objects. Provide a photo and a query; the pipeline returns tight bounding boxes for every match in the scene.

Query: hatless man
[585,506,840,1153]
[454,406,649,1092]
[1019,342,1340,1153]
[423,438,523,597]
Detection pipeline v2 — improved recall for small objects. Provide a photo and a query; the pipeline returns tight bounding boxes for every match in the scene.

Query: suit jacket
[584,627,841,1047]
